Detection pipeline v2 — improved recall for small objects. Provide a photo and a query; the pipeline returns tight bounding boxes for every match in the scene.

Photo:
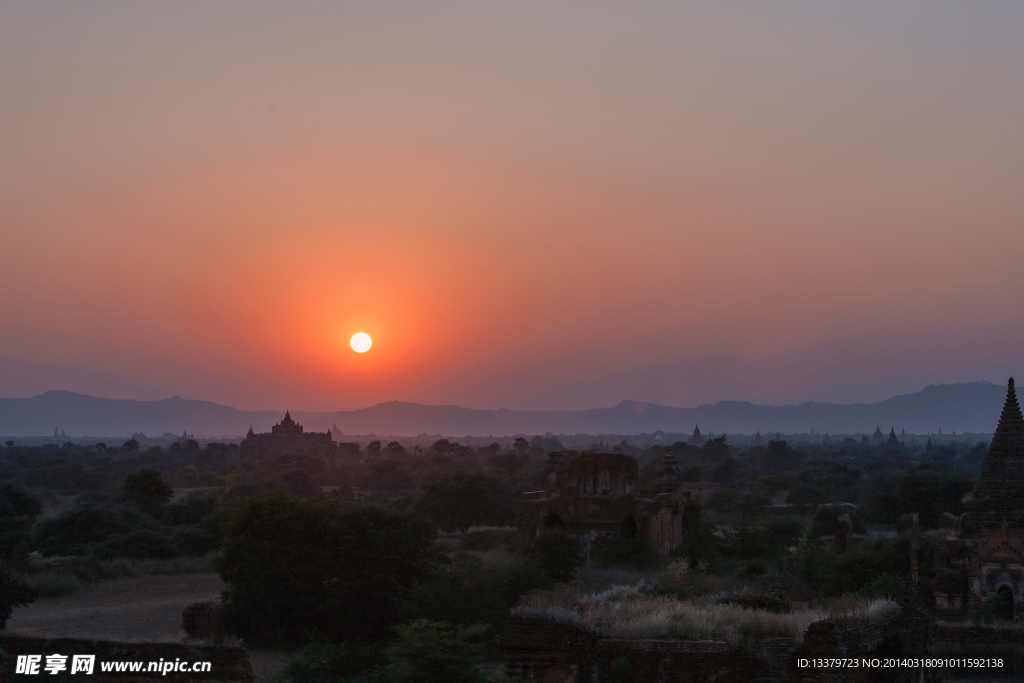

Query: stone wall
[0,634,253,683]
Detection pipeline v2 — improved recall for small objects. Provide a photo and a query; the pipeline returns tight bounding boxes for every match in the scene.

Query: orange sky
[2,2,1023,411]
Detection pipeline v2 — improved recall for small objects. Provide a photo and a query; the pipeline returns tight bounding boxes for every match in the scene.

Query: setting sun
[350,332,372,354]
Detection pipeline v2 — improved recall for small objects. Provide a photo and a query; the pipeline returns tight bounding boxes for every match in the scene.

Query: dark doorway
[543,512,565,529]
[620,516,638,538]
[995,586,1014,621]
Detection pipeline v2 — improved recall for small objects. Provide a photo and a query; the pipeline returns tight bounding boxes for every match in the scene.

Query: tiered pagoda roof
[962,378,1024,535]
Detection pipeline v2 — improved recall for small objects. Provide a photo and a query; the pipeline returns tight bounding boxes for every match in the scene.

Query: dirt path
[6,573,224,642]
[5,573,291,680]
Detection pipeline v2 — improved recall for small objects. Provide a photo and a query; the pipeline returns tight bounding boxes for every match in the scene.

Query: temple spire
[989,377,1024,457]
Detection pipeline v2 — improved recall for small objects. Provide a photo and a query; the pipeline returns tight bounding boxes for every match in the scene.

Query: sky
[2,2,1023,412]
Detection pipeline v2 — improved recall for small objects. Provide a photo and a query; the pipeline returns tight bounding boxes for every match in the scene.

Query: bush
[281,642,387,683]
[0,563,35,628]
[402,555,508,628]
[595,538,660,570]
[810,506,865,538]
[172,526,219,556]
[526,531,583,583]
[672,523,721,562]
[402,555,551,629]
[218,493,438,644]
[719,594,791,614]
[0,485,43,561]
[104,528,180,559]
[162,493,220,526]
[416,473,516,532]
[123,468,174,511]
[610,655,633,681]
[20,571,81,598]
[34,503,146,555]
[387,620,489,683]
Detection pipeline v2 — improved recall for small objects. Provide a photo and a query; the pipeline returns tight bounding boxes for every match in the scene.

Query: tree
[123,467,174,511]
[4,441,12,448]
[0,484,43,562]
[120,439,140,453]
[702,435,729,459]
[366,441,382,459]
[415,472,516,532]
[218,493,437,644]
[360,460,413,499]
[526,531,583,583]
[0,563,35,628]
[384,441,406,459]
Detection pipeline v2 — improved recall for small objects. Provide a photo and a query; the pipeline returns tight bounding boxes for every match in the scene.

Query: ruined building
[520,451,684,555]
[240,411,335,460]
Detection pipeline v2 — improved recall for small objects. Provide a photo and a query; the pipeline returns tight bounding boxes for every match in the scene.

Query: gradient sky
[2,2,1023,412]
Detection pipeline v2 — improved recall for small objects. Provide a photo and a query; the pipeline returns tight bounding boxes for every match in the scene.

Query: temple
[928,379,1024,618]
[520,451,684,556]
[240,411,336,460]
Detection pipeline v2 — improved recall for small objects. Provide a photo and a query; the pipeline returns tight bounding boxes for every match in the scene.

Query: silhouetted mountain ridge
[0,381,1006,437]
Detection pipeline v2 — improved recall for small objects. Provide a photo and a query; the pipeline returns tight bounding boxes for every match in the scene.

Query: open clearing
[5,574,291,680]
[7,573,224,642]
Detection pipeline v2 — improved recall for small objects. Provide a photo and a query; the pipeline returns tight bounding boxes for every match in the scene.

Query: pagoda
[962,378,1024,534]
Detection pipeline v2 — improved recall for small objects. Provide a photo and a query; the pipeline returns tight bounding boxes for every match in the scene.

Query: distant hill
[0,378,1007,438]
[0,381,1007,438]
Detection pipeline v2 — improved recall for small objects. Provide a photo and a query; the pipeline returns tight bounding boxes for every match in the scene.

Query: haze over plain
[2,2,1022,413]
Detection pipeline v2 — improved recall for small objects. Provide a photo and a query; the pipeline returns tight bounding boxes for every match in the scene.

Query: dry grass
[825,597,900,622]
[514,584,898,645]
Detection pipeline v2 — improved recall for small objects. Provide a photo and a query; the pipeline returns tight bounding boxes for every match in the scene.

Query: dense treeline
[0,432,988,679]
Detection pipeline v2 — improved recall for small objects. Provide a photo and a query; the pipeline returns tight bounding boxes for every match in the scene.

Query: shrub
[162,493,220,526]
[387,620,489,683]
[416,473,516,533]
[123,468,174,511]
[104,528,180,559]
[402,555,551,629]
[280,642,387,683]
[810,506,865,538]
[610,655,633,681]
[401,555,508,628]
[172,526,219,556]
[34,503,145,555]
[672,523,721,561]
[0,485,43,561]
[526,531,583,583]
[719,595,791,614]
[20,571,80,598]
[218,493,438,644]
[0,563,35,628]
[595,538,660,570]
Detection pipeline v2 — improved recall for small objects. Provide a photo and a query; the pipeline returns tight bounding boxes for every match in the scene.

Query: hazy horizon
[3,3,1022,413]
[0,378,1008,414]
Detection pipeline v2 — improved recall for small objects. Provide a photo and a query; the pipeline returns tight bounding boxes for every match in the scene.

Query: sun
[350,332,372,353]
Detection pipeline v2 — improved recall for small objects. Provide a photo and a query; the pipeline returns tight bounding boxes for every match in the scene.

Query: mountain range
[0,381,1009,438]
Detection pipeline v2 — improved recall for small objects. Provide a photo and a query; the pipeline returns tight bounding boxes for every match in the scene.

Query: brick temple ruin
[519,451,684,556]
